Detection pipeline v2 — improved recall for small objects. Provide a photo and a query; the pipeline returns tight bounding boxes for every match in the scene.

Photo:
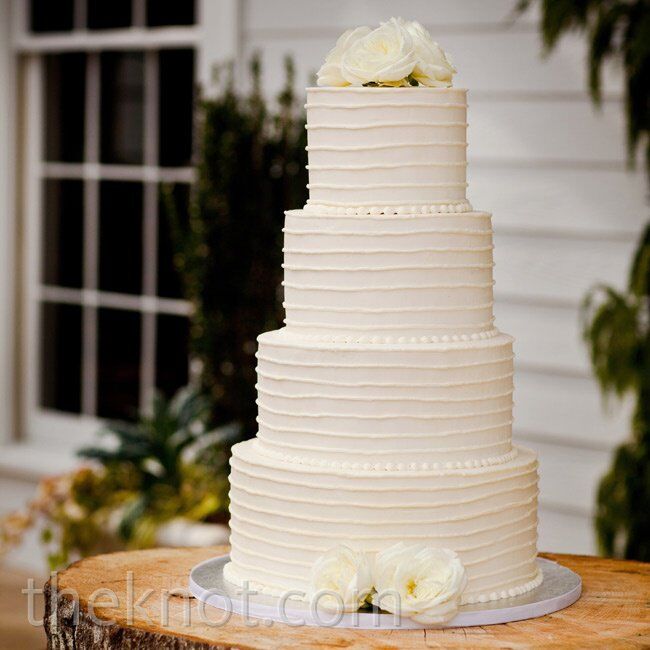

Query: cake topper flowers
[317,18,456,88]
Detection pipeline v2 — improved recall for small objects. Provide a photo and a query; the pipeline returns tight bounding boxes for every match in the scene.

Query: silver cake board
[188,555,581,629]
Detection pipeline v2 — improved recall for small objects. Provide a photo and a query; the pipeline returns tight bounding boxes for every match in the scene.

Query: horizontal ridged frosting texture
[305,87,468,211]
[226,440,540,604]
[256,329,513,467]
[283,209,495,339]
[225,85,541,607]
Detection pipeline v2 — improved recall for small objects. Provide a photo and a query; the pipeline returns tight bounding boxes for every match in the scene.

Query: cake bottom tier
[225,440,542,604]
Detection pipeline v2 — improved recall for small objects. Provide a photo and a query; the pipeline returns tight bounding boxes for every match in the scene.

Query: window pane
[42,179,84,288]
[87,0,131,29]
[156,314,189,398]
[100,52,144,165]
[99,181,143,294]
[159,49,194,167]
[31,0,74,32]
[157,183,188,298]
[40,302,82,413]
[97,308,141,419]
[45,54,86,162]
[146,0,195,26]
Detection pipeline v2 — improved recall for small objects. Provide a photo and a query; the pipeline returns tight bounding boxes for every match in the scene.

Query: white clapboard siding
[471,167,647,237]
[468,100,629,164]
[515,371,631,449]
[493,232,633,304]
[238,0,646,554]
[538,507,598,554]
[244,0,538,32]
[532,439,614,515]
[244,18,621,98]
[497,302,589,373]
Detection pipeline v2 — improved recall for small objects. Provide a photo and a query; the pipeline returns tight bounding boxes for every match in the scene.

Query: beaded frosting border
[291,328,501,345]
[223,563,544,607]
[256,443,519,472]
[304,200,473,215]
[462,568,544,604]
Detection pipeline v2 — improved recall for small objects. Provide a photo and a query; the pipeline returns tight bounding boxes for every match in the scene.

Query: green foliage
[582,225,650,560]
[77,386,231,550]
[165,55,308,438]
[523,0,650,559]
[519,0,650,175]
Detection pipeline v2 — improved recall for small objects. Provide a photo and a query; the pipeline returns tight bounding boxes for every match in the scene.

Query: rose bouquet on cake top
[317,17,456,88]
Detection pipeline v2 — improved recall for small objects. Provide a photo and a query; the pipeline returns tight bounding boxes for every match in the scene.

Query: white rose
[372,543,467,625]
[402,20,456,87]
[340,18,417,87]
[310,545,373,612]
[317,26,372,87]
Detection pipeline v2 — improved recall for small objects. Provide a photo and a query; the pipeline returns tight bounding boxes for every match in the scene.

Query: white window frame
[3,0,240,454]
[0,0,18,446]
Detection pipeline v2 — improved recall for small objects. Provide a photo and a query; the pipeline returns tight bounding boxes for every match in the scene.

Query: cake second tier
[256,328,514,468]
[283,208,495,341]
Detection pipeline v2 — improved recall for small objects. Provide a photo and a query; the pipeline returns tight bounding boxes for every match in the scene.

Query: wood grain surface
[44,546,650,649]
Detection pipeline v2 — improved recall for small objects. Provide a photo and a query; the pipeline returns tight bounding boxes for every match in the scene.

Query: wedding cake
[224,18,542,623]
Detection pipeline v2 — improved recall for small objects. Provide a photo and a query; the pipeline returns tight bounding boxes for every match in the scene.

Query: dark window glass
[40,302,82,413]
[156,314,189,398]
[146,0,195,26]
[97,308,141,419]
[157,183,188,298]
[99,181,143,294]
[30,0,74,32]
[100,52,144,165]
[159,49,194,167]
[42,179,84,288]
[87,0,131,29]
[45,54,86,162]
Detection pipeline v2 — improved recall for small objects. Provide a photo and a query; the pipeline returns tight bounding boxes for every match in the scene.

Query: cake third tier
[256,328,514,468]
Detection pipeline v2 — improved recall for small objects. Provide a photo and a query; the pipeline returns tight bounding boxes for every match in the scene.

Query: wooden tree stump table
[44,546,650,649]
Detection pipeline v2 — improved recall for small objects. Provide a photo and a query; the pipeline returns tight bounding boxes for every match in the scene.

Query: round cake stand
[188,555,581,629]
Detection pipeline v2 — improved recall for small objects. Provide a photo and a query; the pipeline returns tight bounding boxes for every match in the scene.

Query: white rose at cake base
[372,544,467,625]
[222,16,543,620]
[309,545,373,613]
[309,543,467,625]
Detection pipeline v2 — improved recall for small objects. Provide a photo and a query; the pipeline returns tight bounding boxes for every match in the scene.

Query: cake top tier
[305,19,468,215]
[305,86,469,214]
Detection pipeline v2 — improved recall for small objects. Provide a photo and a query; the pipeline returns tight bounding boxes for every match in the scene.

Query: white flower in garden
[310,545,374,612]
[372,543,467,625]
[317,26,372,87]
[340,18,416,86]
[401,19,456,87]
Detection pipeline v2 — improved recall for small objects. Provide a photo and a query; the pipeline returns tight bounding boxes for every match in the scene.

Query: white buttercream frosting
[224,62,542,610]
[225,442,540,605]
[282,209,494,340]
[305,87,468,211]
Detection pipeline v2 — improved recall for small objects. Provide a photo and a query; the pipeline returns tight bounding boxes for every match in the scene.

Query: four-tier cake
[223,19,542,616]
